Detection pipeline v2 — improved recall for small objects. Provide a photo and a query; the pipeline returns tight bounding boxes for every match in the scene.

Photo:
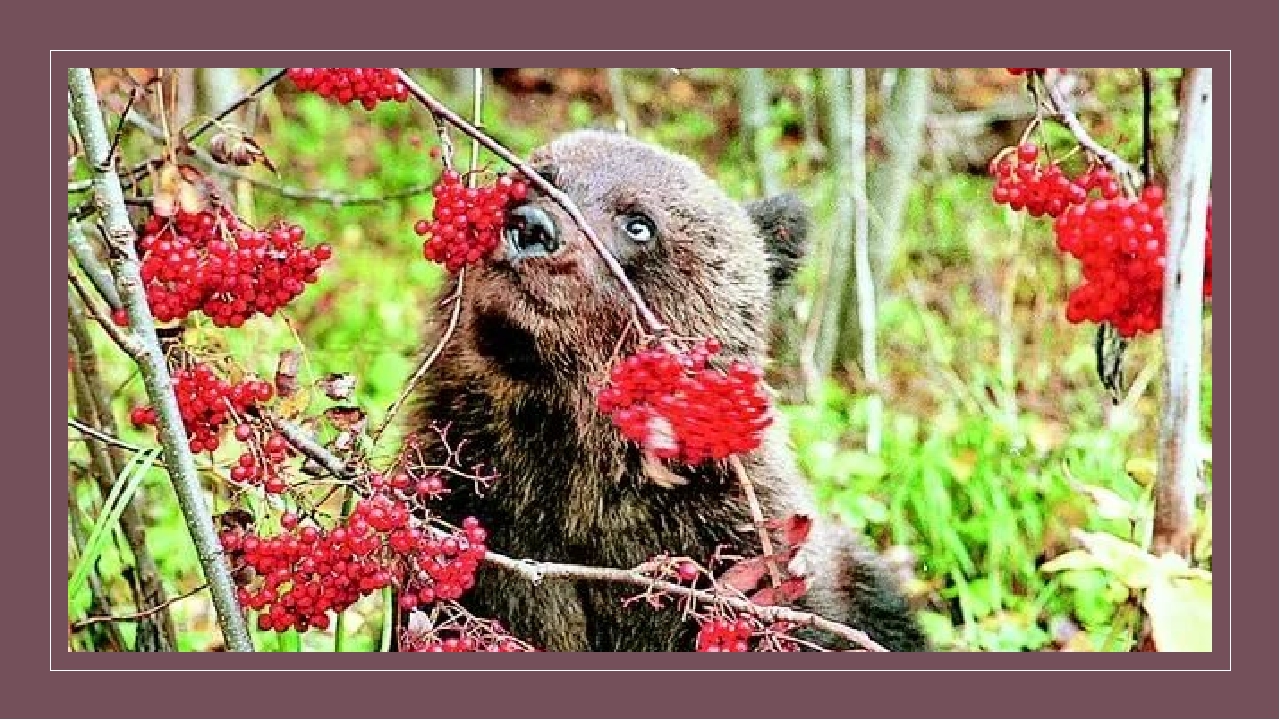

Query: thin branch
[69,67,254,653]
[186,68,287,142]
[392,68,668,338]
[68,270,144,359]
[270,415,355,481]
[68,221,121,309]
[1153,68,1212,558]
[1045,74,1142,194]
[71,584,208,631]
[483,549,887,652]
[127,109,436,207]
[729,456,781,587]
[68,417,152,455]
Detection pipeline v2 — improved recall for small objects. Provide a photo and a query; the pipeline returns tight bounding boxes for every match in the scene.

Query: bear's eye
[620,213,656,244]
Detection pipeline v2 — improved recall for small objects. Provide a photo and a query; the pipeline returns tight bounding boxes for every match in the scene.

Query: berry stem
[391,68,670,338]
[69,67,255,652]
[1043,74,1142,196]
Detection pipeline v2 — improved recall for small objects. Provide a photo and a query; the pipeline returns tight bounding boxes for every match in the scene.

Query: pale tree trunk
[1153,68,1212,558]
[741,68,782,197]
[607,68,639,134]
[200,68,244,122]
[849,69,883,454]
[802,68,854,396]
[836,68,930,368]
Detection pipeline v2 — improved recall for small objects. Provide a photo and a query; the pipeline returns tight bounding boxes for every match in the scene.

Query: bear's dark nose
[504,205,561,259]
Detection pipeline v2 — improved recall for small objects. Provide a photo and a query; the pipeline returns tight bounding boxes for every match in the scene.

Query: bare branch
[68,67,254,652]
[186,68,286,142]
[67,270,145,359]
[68,221,121,309]
[729,456,781,587]
[1045,74,1143,193]
[483,549,888,652]
[71,584,208,631]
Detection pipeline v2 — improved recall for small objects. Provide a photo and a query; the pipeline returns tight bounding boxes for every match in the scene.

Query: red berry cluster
[1054,185,1212,336]
[991,143,1089,217]
[696,615,761,652]
[596,339,772,465]
[231,429,291,494]
[136,209,332,327]
[222,517,391,634]
[287,68,408,110]
[990,143,1126,218]
[414,170,529,272]
[221,464,491,633]
[129,363,274,453]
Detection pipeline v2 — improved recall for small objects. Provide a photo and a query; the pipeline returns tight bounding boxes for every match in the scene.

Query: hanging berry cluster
[287,68,408,110]
[132,208,332,327]
[219,471,491,635]
[1054,186,1212,337]
[990,143,1124,218]
[989,138,1212,336]
[597,339,772,465]
[129,363,273,453]
[413,170,530,272]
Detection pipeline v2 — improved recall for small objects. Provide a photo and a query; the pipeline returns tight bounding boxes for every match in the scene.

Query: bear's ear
[745,193,810,289]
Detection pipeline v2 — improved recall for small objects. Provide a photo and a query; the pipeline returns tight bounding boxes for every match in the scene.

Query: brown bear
[409,129,928,652]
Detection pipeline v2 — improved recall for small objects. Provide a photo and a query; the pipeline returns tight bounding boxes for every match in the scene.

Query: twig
[68,221,121,309]
[71,584,208,631]
[741,68,781,197]
[729,456,781,588]
[127,109,436,207]
[69,67,254,653]
[270,415,355,481]
[392,68,668,338]
[483,549,887,652]
[1044,74,1142,194]
[186,68,287,143]
[1153,68,1212,558]
[68,417,152,455]
[68,270,144,359]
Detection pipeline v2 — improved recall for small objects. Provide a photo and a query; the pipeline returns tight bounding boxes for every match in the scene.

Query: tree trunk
[1152,68,1212,558]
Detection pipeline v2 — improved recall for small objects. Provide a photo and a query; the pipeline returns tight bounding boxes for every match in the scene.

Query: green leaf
[68,447,161,605]
[1143,574,1212,652]
[1071,530,1160,589]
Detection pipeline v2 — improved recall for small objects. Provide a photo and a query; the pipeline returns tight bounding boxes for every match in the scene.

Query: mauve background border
[18,6,1275,716]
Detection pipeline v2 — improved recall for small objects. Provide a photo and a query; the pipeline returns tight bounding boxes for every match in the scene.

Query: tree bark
[1152,68,1212,558]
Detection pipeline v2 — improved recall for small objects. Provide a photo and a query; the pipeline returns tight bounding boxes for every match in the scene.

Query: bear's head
[462,129,809,380]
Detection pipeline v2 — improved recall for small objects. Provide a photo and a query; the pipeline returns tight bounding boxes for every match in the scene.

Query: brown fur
[409,130,927,651]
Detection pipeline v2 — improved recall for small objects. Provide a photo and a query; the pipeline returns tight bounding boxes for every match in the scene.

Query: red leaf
[718,557,768,593]
[750,587,776,606]
[777,577,809,603]
[784,514,813,547]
